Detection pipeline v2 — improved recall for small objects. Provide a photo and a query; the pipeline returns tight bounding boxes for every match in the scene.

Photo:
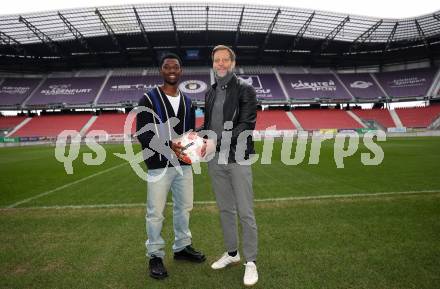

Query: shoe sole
[244,281,258,287]
[211,260,241,270]
[173,255,206,263]
[150,272,168,280]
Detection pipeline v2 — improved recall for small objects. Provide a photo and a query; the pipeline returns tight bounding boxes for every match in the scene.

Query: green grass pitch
[1,137,439,288]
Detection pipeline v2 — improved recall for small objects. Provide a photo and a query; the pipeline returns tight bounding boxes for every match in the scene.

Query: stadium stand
[256,110,296,130]
[277,66,308,74]
[11,114,92,137]
[241,66,274,74]
[279,73,353,101]
[0,65,439,140]
[237,73,288,102]
[96,73,211,105]
[0,115,27,130]
[184,67,211,75]
[292,109,364,131]
[25,77,105,106]
[86,113,136,135]
[195,117,204,128]
[111,68,144,77]
[337,73,385,101]
[351,108,396,128]
[178,74,211,102]
[0,78,42,107]
[307,68,333,74]
[96,75,159,105]
[47,71,77,78]
[1,67,438,109]
[374,68,437,99]
[7,105,440,138]
[395,105,440,128]
[76,69,109,77]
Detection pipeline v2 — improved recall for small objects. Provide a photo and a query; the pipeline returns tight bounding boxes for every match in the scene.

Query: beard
[214,67,233,78]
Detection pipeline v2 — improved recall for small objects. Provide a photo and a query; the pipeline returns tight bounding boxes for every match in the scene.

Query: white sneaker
[211,252,241,269]
[243,262,258,286]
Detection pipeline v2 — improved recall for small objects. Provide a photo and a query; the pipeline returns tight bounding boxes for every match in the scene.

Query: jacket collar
[212,73,238,90]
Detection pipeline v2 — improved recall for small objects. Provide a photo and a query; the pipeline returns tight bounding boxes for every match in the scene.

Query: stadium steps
[389,110,403,127]
[346,111,367,128]
[428,114,440,129]
[331,71,356,102]
[85,113,135,135]
[432,74,440,97]
[0,115,27,130]
[20,77,47,109]
[2,116,30,137]
[11,114,93,138]
[286,111,303,130]
[369,73,390,100]
[272,67,291,102]
[366,120,386,131]
[80,115,98,136]
[426,67,440,97]
[93,70,113,106]
[351,108,395,129]
[255,110,296,131]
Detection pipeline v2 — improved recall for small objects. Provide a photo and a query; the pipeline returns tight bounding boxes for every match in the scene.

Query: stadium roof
[0,3,439,71]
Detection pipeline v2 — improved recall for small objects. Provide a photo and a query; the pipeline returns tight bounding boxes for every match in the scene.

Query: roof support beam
[205,6,209,45]
[0,30,28,56]
[415,19,430,50]
[58,12,92,53]
[259,8,281,58]
[18,16,62,56]
[383,22,399,52]
[133,7,153,51]
[289,11,315,51]
[95,8,125,54]
[169,6,180,51]
[133,7,157,65]
[319,16,350,53]
[349,19,383,53]
[234,6,245,49]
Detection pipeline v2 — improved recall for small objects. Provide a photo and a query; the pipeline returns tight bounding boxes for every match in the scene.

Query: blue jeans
[145,166,193,259]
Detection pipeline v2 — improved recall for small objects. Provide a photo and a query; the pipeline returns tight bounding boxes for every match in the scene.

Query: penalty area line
[6,162,129,209]
[1,189,439,211]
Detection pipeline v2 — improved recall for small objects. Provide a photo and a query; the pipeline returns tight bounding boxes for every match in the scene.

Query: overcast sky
[1,0,438,19]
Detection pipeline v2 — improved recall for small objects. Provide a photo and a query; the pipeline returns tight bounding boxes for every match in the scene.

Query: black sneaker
[174,245,206,263]
[149,256,168,279]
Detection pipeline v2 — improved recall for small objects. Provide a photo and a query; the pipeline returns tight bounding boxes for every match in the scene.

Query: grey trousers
[208,156,258,262]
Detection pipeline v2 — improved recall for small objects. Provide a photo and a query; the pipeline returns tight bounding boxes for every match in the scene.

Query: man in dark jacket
[199,45,259,286]
[136,53,205,280]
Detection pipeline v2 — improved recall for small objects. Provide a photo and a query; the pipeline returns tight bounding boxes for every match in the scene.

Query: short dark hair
[159,53,182,68]
[211,45,236,62]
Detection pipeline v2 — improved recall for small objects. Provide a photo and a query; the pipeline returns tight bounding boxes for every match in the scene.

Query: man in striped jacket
[136,53,206,280]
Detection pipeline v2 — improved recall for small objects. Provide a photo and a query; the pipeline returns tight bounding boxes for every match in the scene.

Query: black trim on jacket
[136,86,196,169]
[198,74,257,163]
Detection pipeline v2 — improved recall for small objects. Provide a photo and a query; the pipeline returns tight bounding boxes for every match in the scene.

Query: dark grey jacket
[199,74,257,163]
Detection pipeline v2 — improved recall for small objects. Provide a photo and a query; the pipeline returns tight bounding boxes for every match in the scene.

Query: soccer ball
[172,132,205,164]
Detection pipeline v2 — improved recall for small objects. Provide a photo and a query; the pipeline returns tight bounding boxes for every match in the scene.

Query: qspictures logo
[54,107,386,182]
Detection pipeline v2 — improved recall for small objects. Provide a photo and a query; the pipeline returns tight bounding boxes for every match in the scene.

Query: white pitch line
[6,162,128,208]
[252,190,440,202]
[2,189,439,211]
